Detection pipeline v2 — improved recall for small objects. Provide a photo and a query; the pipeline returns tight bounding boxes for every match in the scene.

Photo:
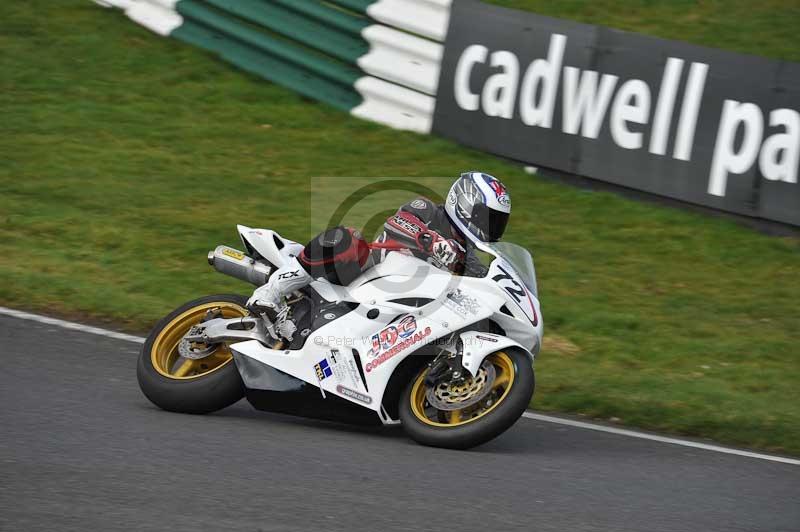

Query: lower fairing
[234,351,384,426]
[244,388,384,426]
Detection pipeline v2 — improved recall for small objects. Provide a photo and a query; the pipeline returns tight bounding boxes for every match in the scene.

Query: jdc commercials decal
[366,315,432,372]
[433,1,800,225]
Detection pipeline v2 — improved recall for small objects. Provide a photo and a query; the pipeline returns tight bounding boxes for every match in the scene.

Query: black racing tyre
[137,294,248,415]
[399,348,534,450]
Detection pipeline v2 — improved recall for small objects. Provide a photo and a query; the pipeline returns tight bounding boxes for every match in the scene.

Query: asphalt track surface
[1,313,798,532]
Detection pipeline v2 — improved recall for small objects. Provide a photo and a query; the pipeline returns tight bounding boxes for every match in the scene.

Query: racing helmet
[444,172,511,243]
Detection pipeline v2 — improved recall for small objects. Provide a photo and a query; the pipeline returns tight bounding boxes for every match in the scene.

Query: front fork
[424,335,468,386]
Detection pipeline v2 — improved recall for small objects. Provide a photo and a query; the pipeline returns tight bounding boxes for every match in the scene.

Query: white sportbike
[138,224,543,449]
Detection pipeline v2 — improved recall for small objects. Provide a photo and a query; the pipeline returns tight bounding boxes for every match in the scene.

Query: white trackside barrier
[352,77,436,134]
[359,25,444,96]
[92,0,182,36]
[366,0,452,42]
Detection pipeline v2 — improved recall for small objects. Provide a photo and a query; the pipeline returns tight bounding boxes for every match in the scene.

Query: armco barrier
[95,0,798,226]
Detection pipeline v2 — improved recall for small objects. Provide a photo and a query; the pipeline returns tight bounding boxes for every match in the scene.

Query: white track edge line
[1,306,797,465]
[522,413,800,465]
[0,306,145,344]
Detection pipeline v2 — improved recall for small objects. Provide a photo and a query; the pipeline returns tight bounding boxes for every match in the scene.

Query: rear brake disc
[178,325,220,360]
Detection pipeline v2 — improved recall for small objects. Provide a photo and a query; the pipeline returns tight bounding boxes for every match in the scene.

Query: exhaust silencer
[207,246,272,286]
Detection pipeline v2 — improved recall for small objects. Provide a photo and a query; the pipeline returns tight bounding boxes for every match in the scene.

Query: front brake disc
[425,360,496,411]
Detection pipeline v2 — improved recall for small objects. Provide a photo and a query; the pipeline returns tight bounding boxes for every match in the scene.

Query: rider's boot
[247,257,313,341]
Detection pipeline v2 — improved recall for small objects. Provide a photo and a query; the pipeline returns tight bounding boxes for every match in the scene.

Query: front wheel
[137,294,249,414]
[399,349,534,449]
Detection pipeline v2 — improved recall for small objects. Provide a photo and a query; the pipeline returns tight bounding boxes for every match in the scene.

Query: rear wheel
[399,349,534,449]
[137,294,248,414]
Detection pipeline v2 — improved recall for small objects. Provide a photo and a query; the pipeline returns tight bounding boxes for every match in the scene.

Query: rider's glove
[416,231,465,270]
[432,238,465,269]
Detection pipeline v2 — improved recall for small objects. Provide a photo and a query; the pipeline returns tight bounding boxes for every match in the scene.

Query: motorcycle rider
[247,172,512,340]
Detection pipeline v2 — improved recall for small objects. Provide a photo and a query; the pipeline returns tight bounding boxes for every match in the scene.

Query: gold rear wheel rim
[150,302,247,380]
[410,351,516,427]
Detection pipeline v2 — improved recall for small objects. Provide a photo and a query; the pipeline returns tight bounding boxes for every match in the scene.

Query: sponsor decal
[447,190,458,205]
[277,270,301,280]
[455,33,799,197]
[222,248,245,261]
[371,315,418,354]
[475,334,499,343]
[444,288,480,316]
[484,175,506,196]
[321,349,362,389]
[344,359,362,389]
[440,6,800,224]
[314,358,333,381]
[366,316,432,372]
[410,198,428,210]
[483,175,511,208]
[336,385,372,405]
[391,214,423,235]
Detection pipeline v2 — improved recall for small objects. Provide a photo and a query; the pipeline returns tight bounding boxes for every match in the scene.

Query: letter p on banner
[708,100,764,196]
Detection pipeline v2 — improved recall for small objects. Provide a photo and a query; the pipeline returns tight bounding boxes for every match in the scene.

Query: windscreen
[485,242,538,297]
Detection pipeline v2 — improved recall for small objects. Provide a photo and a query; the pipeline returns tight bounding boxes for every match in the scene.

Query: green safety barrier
[169,0,373,111]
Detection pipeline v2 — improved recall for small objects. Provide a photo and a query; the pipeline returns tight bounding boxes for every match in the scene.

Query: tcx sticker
[278,270,301,280]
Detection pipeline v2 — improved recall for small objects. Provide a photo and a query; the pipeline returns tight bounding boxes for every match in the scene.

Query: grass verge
[487,0,800,62]
[1,1,799,454]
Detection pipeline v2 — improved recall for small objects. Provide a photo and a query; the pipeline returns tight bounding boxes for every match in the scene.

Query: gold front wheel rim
[409,351,516,427]
[150,302,247,381]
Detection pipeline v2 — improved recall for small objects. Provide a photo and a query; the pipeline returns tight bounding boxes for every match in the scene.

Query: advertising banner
[433,0,800,225]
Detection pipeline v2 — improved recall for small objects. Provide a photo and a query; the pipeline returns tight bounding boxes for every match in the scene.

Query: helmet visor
[469,202,509,242]
[487,208,509,241]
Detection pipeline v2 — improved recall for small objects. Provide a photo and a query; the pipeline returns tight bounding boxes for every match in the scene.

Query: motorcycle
[137,224,543,449]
